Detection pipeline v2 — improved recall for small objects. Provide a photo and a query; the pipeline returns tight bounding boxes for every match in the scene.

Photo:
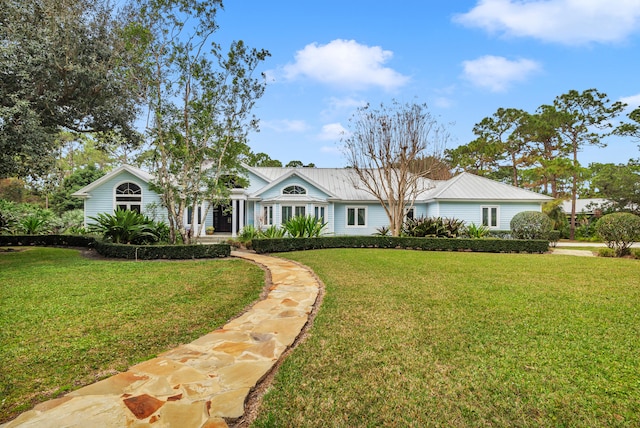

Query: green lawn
[0,247,265,424]
[253,249,640,427]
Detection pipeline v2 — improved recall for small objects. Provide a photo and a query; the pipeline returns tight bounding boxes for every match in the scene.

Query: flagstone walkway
[2,252,321,428]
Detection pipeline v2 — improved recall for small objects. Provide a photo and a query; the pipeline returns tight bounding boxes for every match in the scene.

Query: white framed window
[481,206,499,228]
[263,205,274,226]
[282,185,306,195]
[314,205,326,223]
[282,205,306,223]
[187,206,202,225]
[346,206,366,227]
[115,182,142,213]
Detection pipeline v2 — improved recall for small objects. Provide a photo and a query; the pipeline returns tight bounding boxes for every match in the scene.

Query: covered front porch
[184,189,248,238]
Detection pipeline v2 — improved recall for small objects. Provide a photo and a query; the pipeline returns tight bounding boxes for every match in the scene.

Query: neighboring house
[561,198,611,218]
[73,164,553,237]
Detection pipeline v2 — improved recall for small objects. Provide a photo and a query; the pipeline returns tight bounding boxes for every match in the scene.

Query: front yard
[0,247,265,423]
[253,249,640,427]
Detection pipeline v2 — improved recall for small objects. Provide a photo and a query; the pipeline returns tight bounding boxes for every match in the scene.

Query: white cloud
[454,0,640,45]
[620,94,640,111]
[318,123,348,141]
[433,97,455,109]
[320,145,343,155]
[261,119,309,133]
[282,39,410,91]
[462,55,541,92]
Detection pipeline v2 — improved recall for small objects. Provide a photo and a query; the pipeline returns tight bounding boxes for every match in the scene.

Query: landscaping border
[251,236,549,254]
[0,235,231,259]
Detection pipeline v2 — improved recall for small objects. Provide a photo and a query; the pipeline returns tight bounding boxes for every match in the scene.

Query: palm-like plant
[282,215,327,238]
[88,209,161,244]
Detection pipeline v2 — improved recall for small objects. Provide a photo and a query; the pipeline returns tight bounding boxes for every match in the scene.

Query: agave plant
[261,224,286,238]
[282,215,327,238]
[463,222,490,239]
[88,209,162,244]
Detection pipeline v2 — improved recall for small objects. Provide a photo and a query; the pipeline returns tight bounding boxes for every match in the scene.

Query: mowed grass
[253,249,640,427]
[0,247,264,423]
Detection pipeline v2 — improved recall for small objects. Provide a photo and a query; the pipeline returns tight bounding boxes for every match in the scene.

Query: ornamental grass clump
[595,212,640,257]
[282,215,327,238]
[510,211,552,240]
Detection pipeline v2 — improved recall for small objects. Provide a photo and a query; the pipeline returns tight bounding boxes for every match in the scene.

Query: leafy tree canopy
[0,0,142,178]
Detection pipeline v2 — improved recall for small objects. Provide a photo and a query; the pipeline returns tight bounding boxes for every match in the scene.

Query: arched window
[282,185,306,195]
[115,182,142,213]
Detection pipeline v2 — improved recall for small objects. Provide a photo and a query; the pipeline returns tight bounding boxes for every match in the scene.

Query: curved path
[3,252,321,428]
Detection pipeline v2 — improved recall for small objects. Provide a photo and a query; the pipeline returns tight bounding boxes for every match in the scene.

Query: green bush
[597,247,616,258]
[88,209,166,245]
[631,248,640,260]
[282,215,327,238]
[251,236,549,254]
[595,212,640,257]
[463,222,490,239]
[548,230,561,247]
[403,216,464,238]
[238,225,261,244]
[510,211,552,240]
[0,234,230,259]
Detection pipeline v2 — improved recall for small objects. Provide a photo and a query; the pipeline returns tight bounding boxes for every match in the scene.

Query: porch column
[231,199,238,238]
[238,199,245,233]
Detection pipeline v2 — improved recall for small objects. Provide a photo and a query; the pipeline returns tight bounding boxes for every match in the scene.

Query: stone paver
[551,248,596,257]
[2,252,320,428]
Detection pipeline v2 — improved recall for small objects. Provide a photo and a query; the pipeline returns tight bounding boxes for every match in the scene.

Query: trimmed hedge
[94,241,230,260]
[251,236,549,254]
[0,234,95,248]
[0,235,230,259]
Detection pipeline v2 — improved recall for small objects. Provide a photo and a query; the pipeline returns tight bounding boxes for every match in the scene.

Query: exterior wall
[83,171,165,227]
[259,176,330,200]
[245,171,270,194]
[436,201,543,230]
[332,202,387,236]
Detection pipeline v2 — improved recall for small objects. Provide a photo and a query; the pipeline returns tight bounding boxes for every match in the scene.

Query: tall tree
[343,101,450,236]
[244,151,283,167]
[472,108,532,187]
[445,136,504,178]
[615,106,640,154]
[134,0,269,244]
[524,105,574,197]
[588,162,640,215]
[551,89,625,239]
[0,0,142,178]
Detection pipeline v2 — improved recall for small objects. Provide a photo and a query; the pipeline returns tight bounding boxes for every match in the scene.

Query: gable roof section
[247,167,375,201]
[425,172,553,202]
[71,165,154,198]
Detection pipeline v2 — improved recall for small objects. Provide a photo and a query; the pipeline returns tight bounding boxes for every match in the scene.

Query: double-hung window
[314,206,326,223]
[263,205,274,226]
[481,206,499,228]
[282,205,306,223]
[346,206,366,227]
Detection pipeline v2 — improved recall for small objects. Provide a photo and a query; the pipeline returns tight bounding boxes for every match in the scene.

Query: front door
[213,204,232,233]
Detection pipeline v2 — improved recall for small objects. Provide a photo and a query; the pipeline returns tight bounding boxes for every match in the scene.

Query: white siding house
[73,165,553,237]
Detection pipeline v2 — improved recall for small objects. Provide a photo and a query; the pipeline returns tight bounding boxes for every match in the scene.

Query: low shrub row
[0,235,230,259]
[94,241,230,260]
[251,236,550,254]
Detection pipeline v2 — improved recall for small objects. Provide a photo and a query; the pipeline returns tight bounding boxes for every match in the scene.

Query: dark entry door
[213,204,232,233]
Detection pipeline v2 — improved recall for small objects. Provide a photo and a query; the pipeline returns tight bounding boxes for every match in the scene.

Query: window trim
[481,205,499,229]
[346,206,367,227]
[114,181,142,213]
[262,204,274,226]
[282,185,307,195]
[281,204,306,223]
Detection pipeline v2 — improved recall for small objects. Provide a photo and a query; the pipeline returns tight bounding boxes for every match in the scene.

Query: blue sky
[214,0,640,168]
